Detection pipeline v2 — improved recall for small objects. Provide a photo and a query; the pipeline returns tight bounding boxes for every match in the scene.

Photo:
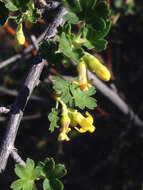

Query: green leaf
[87,17,106,31]
[79,0,97,10]
[81,21,111,51]
[27,8,41,23]
[37,158,56,179]
[6,0,30,12]
[86,21,111,41]
[94,1,110,18]
[44,158,55,171]
[5,1,18,11]
[52,164,67,179]
[43,179,51,190]
[93,39,108,52]
[26,158,35,171]
[62,0,82,14]
[58,32,84,62]
[15,158,40,180]
[39,158,67,190]
[48,108,60,132]
[63,12,79,24]
[0,2,9,26]
[37,157,67,179]
[63,0,110,24]
[71,85,97,110]
[11,179,24,190]
[11,179,34,190]
[11,158,41,190]
[39,40,63,65]
[50,179,64,190]
[31,167,41,180]
[52,76,73,106]
[15,165,26,179]
[23,181,33,190]
[43,178,64,190]
[62,0,111,52]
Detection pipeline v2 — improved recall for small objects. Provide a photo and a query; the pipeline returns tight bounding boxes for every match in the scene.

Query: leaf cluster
[56,25,84,62]
[48,108,60,132]
[11,157,67,190]
[40,1,111,67]
[47,76,97,133]
[53,76,97,110]
[38,158,67,190]
[0,0,41,26]
[39,40,63,66]
[62,0,111,52]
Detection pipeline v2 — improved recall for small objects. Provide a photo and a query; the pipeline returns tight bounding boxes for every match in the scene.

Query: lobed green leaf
[48,108,60,132]
[52,76,73,106]
[70,85,97,110]
[39,40,63,65]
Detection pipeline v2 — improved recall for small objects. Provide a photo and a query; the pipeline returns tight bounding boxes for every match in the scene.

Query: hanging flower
[58,113,71,141]
[57,98,96,141]
[73,60,92,91]
[57,98,71,141]
[69,109,95,133]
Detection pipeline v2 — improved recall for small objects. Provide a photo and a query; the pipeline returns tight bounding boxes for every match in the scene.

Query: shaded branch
[0,4,66,172]
[0,113,42,122]
[88,71,143,128]
[0,86,48,104]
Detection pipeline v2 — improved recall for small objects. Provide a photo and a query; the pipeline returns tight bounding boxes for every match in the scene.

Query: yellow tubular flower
[57,98,71,141]
[83,52,111,81]
[69,110,95,133]
[73,60,92,91]
[58,114,71,141]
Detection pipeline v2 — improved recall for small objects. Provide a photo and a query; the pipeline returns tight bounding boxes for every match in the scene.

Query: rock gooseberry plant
[0,0,112,189]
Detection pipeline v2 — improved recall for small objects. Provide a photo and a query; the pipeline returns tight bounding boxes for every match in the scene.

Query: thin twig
[0,86,48,104]
[88,71,143,127]
[31,35,39,51]
[0,4,66,172]
[11,149,26,166]
[0,113,42,122]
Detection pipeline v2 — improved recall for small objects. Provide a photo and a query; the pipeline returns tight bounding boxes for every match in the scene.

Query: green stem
[56,97,68,115]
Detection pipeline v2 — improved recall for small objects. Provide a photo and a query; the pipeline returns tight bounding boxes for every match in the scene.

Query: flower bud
[14,23,25,52]
[73,60,92,91]
[83,52,111,81]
